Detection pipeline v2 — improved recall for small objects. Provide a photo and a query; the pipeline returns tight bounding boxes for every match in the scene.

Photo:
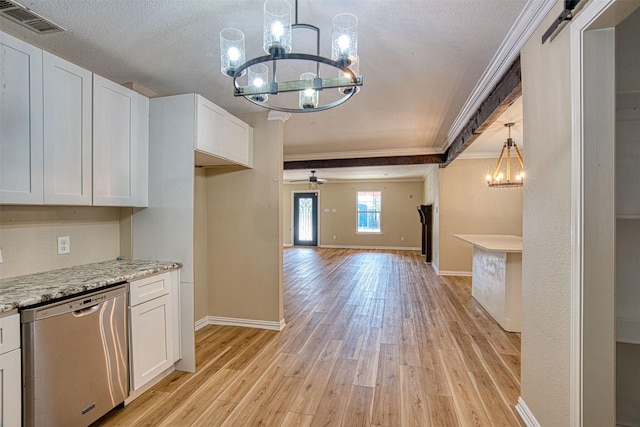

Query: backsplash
[0,206,126,279]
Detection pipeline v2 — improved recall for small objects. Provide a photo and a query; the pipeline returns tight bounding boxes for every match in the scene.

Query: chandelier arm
[492,146,507,179]
[513,144,525,168]
[241,86,357,113]
[506,146,512,181]
[292,23,322,75]
[233,53,360,96]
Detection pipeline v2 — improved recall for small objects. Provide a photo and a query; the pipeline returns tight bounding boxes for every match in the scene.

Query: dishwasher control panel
[21,284,128,322]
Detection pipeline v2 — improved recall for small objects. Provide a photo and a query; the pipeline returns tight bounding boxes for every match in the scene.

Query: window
[356,191,381,233]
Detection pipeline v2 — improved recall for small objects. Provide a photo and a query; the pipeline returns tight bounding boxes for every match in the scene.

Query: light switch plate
[0,247,3,263]
[58,236,70,254]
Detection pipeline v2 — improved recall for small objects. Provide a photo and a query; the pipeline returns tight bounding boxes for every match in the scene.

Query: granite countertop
[0,259,182,313]
[453,234,523,253]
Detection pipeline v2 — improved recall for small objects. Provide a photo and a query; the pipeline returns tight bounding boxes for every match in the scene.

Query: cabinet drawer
[129,272,170,306]
[0,314,20,355]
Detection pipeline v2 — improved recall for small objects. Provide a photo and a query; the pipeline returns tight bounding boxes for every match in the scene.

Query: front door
[293,192,318,246]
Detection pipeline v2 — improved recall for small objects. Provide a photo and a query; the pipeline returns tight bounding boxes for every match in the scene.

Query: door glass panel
[297,197,313,241]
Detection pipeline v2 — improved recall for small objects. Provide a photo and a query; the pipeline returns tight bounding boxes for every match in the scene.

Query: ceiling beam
[442,56,522,167]
[284,154,446,170]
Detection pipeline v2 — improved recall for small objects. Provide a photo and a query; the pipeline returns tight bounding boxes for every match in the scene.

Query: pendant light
[486,123,525,188]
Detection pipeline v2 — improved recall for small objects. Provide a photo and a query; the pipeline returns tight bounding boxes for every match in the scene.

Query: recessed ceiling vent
[0,0,65,34]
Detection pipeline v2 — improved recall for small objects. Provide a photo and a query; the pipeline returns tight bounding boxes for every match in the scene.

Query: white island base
[454,234,522,333]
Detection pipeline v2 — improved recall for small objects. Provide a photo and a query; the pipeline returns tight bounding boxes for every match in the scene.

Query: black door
[293,192,318,246]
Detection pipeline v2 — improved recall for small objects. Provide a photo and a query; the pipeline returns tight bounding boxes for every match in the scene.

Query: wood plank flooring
[95,248,523,427]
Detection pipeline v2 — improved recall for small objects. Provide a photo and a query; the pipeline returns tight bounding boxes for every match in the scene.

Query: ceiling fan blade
[317,178,328,183]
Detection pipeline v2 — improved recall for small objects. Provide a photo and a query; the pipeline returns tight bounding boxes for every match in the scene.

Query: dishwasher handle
[72,304,100,317]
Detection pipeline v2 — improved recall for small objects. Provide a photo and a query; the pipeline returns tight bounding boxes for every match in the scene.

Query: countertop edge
[0,260,182,313]
[453,234,523,253]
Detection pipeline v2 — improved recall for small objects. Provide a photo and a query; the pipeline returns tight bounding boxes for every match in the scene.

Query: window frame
[355,190,382,234]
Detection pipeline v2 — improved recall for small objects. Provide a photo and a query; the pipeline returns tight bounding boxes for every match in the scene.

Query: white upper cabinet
[43,52,93,205]
[93,74,149,207]
[223,114,253,167]
[0,32,44,204]
[196,96,225,158]
[193,94,253,168]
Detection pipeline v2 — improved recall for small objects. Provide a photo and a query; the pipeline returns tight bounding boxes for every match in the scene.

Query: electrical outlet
[332,235,337,240]
[401,236,405,241]
[58,236,70,254]
[0,247,3,263]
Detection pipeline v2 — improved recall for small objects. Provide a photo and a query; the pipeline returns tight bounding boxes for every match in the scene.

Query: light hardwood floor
[95,248,523,427]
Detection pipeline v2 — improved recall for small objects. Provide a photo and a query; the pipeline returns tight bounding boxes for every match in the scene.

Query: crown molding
[267,110,292,122]
[443,0,557,151]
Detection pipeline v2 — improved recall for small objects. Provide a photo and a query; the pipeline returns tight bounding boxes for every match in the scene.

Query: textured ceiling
[1,0,528,180]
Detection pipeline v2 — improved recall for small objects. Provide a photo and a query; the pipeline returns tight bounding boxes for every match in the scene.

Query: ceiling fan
[292,170,328,189]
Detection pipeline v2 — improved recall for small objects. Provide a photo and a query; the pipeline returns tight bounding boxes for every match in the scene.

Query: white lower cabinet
[0,313,21,427]
[128,273,174,392]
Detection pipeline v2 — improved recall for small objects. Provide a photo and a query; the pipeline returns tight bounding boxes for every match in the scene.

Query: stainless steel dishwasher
[21,284,129,427]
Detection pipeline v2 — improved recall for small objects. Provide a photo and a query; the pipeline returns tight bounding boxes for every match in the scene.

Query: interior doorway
[293,192,318,246]
[571,1,640,424]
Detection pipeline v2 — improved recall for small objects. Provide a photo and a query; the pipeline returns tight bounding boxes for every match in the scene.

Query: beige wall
[0,206,122,279]
[520,2,572,424]
[206,111,283,323]
[436,158,523,274]
[283,180,423,249]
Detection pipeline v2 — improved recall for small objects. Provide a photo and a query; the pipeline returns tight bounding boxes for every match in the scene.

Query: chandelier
[219,0,363,113]
[486,123,525,188]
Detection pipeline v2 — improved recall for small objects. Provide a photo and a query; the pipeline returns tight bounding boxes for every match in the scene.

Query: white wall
[520,2,573,424]
[423,165,440,266]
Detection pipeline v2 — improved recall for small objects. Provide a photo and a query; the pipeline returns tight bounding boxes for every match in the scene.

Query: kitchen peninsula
[454,234,522,333]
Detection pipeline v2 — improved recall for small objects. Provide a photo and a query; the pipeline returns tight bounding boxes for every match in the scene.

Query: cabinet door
[129,294,173,391]
[195,95,224,156]
[0,32,44,204]
[43,52,93,205]
[223,114,252,167]
[0,348,22,427]
[93,74,148,206]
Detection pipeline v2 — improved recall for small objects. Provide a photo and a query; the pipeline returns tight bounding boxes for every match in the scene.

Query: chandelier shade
[220,28,246,77]
[332,13,358,65]
[299,72,319,109]
[220,0,363,113]
[486,123,525,188]
[263,0,292,55]
[248,63,269,103]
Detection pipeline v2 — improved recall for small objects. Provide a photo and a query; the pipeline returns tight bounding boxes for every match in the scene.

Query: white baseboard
[318,244,421,251]
[436,269,472,277]
[194,316,209,331]
[515,397,541,427]
[196,315,286,331]
[432,262,440,275]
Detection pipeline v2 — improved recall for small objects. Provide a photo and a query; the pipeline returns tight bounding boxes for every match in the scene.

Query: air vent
[0,0,65,34]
